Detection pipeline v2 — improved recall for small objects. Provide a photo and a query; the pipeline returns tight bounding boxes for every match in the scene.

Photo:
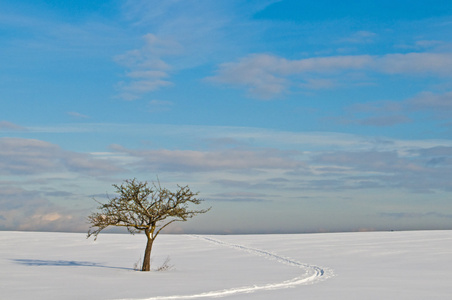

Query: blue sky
[1,0,452,234]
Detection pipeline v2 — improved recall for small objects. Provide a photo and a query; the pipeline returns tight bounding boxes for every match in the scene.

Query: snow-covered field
[1,230,451,299]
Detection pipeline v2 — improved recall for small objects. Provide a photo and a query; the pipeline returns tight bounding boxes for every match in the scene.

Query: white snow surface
[1,230,451,299]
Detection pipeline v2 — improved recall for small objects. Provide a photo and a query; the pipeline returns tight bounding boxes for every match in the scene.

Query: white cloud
[111,144,304,172]
[209,52,452,98]
[117,0,281,99]
[313,150,422,173]
[342,90,452,127]
[396,40,449,51]
[311,148,452,192]
[208,55,288,99]
[0,185,88,232]
[407,91,452,112]
[19,122,452,153]
[2,125,452,232]
[0,138,122,175]
[376,53,452,75]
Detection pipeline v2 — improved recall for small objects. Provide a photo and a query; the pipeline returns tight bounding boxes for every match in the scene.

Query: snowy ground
[1,230,451,299]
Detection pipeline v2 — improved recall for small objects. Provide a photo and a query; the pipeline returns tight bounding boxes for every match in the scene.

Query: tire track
[120,235,332,299]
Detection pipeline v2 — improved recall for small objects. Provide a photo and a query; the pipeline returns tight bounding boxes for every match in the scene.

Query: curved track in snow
[122,235,332,299]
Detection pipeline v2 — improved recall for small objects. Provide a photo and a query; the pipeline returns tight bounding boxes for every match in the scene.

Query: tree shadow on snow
[11,259,132,270]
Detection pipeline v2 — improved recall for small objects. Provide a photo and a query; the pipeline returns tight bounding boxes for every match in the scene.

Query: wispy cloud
[1,124,452,231]
[110,144,304,172]
[0,3,127,56]
[0,121,26,131]
[94,127,452,194]
[207,53,373,98]
[338,115,412,127]
[67,112,90,119]
[210,192,269,202]
[0,186,87,232]
[407,91,452,113]
[0,137,125,231]
[114,34,180,100]
[209,52,452,98]
[115,0,279,100]
[0,138,122,176]
[377,53,452,75]
[342,90,452,127]
[313,150,423,174]
[380,212,452,219]
[338,30,377,44]
[147,100,174,112]
[311,147,452,192]
[396,40,449,51]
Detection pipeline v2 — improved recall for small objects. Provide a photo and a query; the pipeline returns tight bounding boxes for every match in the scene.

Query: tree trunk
[142,232,154,271]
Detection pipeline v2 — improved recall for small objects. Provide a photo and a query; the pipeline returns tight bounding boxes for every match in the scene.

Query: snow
[1,230,451,299]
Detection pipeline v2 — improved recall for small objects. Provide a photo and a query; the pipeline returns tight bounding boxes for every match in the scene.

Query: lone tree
[87,178,210,271]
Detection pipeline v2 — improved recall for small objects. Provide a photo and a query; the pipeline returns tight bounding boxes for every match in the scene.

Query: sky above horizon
[1,0,452,234]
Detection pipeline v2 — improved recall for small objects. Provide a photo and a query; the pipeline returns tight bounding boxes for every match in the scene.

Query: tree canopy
[87,178,210,271]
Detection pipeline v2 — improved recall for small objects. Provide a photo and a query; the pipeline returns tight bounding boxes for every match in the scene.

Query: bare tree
[87,178,210,271]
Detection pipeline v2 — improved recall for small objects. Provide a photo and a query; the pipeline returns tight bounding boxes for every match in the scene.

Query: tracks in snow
[123,235,332,300]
